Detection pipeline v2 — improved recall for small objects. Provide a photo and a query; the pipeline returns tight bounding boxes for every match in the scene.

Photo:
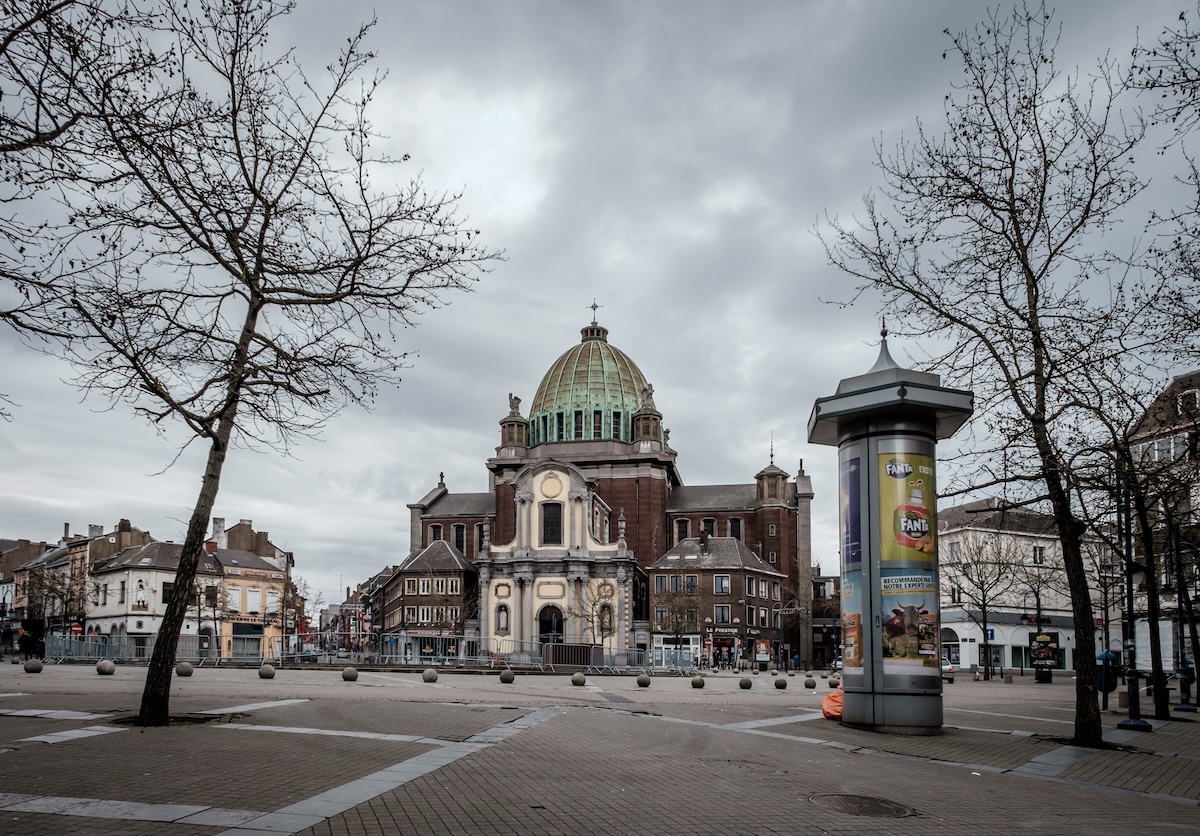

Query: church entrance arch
[538,606,564,645]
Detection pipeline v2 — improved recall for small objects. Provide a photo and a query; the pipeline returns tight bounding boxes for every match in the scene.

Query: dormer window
[1180,389,1198,416]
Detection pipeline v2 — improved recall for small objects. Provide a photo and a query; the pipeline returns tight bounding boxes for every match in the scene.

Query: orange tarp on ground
[822,687,843,720]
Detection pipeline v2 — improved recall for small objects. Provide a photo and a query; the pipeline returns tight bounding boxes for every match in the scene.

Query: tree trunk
[1044,462,1102,746]
[136,428,233,725]
[137,301,259,726]
[1133,502,1172,719]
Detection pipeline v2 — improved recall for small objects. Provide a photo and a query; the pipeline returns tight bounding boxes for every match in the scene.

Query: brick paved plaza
[0,663,1195,834]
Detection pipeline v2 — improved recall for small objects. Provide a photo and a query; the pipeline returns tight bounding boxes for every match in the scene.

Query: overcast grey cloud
[0,1,1177,606]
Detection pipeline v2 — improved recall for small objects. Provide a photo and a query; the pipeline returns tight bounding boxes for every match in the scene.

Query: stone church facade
[407,319,815,663]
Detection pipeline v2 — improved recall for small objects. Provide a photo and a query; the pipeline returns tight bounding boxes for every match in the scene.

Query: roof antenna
[770,429,775,465]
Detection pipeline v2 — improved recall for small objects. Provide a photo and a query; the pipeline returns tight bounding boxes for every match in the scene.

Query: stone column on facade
[516,492,531,549]
[478,565,491,650]
[616,565,629,654]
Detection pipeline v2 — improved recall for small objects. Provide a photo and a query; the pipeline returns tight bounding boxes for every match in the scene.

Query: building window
[419,578,431,595]
[947,541,962,560]
[541,415,549,444]
[404,578,418,595]
[729,518,742,540]
[759,607,768,627]
[1032,546,1046,565]
[404,606,417,624]
[714,605,731,624]
[686,608,699,631]
[714,575,731,595]
[162,582,174,604]
[746,605,755,625]
[702,518,715,536]
[448,578,460,595]
[768,524,777,537]
[593,410,603,439]
[119,581,126,603]
[951,583,963,604]
[655,575,667,594]
[612,411,621,440]
[574,410,583,439]
[675,519,689,543]
[227,586,240,611]
[758,579,768,597]
[655,605,667,626]
[102,584,108,606]
[248,588,261,613]
[746,578,756,598]
[453,525,466,553]
[476,523,486,553]
[556,412,565,441]
[434,577,446,595]
[419,606,431,623]
[542,502,563,545]
[496,604,510,633]
[671,575,683,593]
[430,524,443,542]
[772,582,780,601]
[1180,390,1198,415]
[685,575,698,594]
[769,551,777,563]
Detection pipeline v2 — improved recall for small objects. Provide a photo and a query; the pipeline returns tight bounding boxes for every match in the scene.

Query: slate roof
[424,492,495,517]
[668,484,780,512]
[398,540,476,575]
[92,542,273,576]
[937,500,1058,537]
[649,536,784,577]
[1133,368,1200,437]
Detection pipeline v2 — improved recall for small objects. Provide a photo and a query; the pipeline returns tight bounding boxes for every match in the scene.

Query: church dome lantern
[528,320,658,447]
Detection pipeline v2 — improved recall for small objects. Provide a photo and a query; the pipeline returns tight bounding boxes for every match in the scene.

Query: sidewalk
[0,664,1193,834]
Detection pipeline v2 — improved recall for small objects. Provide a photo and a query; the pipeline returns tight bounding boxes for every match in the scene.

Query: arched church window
[542,502,563,545]
[496,605,510,633]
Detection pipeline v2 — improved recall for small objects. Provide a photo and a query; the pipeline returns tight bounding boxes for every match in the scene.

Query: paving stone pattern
[0,666,1195,835]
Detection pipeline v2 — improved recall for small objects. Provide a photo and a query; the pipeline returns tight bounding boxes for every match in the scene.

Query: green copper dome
[528,323,651,445]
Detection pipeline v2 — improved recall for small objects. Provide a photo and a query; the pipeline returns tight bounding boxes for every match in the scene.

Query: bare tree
[568,580,618,645]
[821,3,1147,746]
[941,531,1020,680]
[7,0,499,724]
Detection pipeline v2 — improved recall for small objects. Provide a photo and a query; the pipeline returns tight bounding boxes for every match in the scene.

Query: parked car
[831,657,843,672]
[941,659,955,683]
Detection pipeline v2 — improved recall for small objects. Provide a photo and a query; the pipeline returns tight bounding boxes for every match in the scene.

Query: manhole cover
[700,760,781,776]
[809,794,916,818]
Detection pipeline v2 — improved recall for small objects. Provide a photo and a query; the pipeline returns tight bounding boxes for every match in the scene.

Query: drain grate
[700,760,781,776]
[809,794,916,818]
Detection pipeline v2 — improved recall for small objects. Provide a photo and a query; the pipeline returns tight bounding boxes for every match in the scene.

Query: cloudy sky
[0,1,1181,608]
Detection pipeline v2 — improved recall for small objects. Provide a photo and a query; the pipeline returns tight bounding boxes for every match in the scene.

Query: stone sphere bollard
[829,677,841,689]
[9,657,19,664]
[422,668,438,683]
[175,661,194,677]
[96,659,116,675]
[739,678,752,690]
[771,670,779,676]
[804,677,816,689]
[636,673,651,688]
[258,663,275,679]
[23,659,43,674]
[500,669,515,683]
[691,675,705,689]
[775,677,787,690]
[342,666,358,681]
[571,672,586,686]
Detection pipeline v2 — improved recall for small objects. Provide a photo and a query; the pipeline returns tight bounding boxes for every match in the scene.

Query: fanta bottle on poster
[894,480,933,553]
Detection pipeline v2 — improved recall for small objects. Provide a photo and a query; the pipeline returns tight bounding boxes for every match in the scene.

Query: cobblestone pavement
[0,663,1195,834]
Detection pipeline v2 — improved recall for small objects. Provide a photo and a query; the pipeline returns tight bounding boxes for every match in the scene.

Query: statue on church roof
[508,392,522,416]
[640,383,656,410]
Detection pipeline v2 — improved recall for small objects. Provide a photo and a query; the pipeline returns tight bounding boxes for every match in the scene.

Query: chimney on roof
[205,541,217,555]
[63,522,70,541]
[240,519,252,526]
[212,517,227,549]
[118,518,131,533]
[700,530,709,554]
[88,524,103,539]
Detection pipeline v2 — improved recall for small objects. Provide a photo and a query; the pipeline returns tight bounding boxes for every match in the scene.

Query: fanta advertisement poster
[878,452,937,566]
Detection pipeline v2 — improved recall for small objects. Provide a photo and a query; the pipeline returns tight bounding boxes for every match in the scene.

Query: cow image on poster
[882,602,927,658]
